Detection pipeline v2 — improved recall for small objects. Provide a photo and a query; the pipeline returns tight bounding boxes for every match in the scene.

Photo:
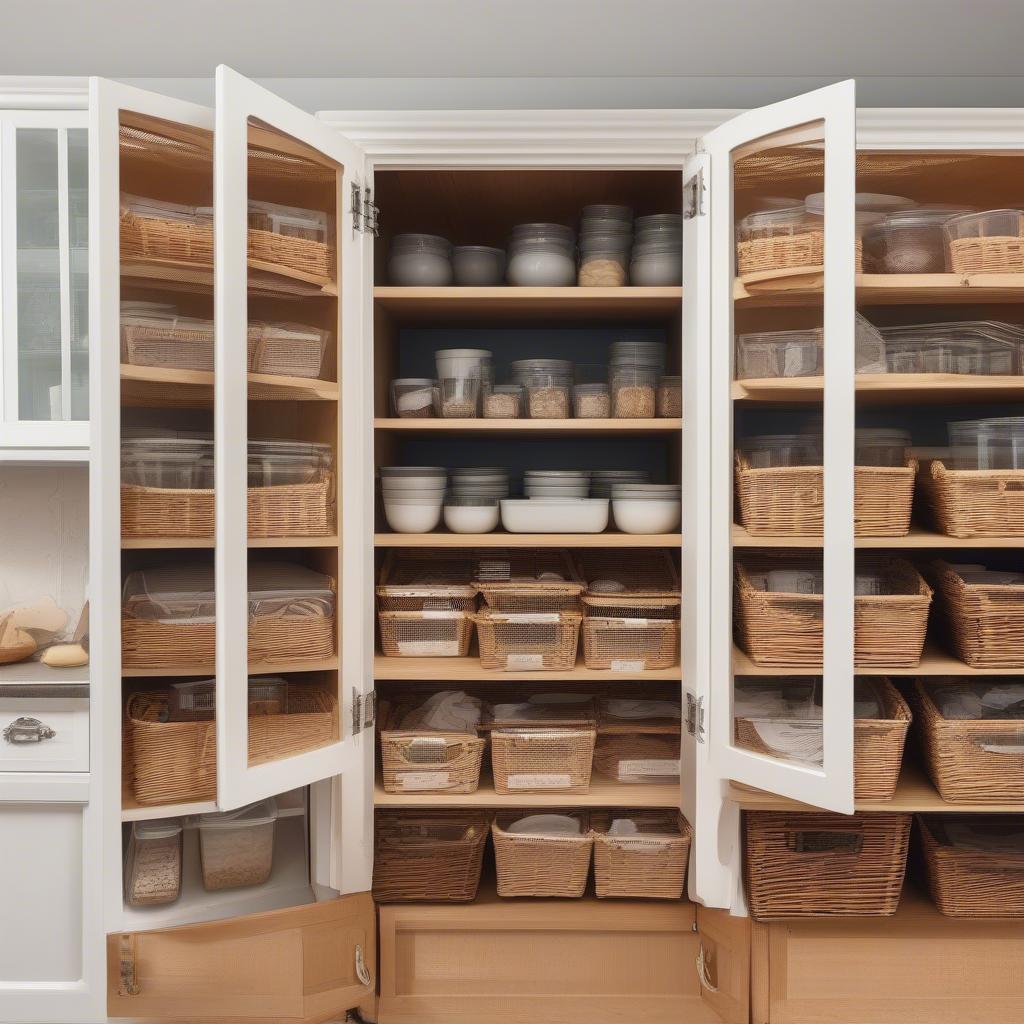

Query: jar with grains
[484,384,525,419]
[391,378,439,418]
[657,376,682,418]
[526,381,572,419]
[198,798,278,892]
[574,383,611,418]
[439,376,482,418]
[610,365,659,418]
[124,819,183,906]
[578,250,628,287]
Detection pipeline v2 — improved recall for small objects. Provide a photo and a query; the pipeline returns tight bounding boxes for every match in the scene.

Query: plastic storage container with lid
[656,375,682,417]
[948,415,1024,469]
[388,233,453,286]
[883,321,1022,376]
[483,383,525,419]
[124,818,183,906]
[391,378,439,418]
[862,206,971,274]
[198,797,278,891]
[735,328,823,381]
[164,675,289,722]
[944,209,1024,274]
[510,358,574,418]
[507,224,576,286]
[738,433,823,469]
[855,428,912,467]
[573,383,611,418]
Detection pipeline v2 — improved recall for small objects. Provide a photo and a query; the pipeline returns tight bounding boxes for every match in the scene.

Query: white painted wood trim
[0,78,89,110]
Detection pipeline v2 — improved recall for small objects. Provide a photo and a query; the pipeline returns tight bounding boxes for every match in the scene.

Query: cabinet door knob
[2,716,56,743]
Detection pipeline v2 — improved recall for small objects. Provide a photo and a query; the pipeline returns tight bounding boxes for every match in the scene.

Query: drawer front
[0,697,89,772]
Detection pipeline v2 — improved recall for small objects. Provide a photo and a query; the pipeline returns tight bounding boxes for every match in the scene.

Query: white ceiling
[2,0,1024,79]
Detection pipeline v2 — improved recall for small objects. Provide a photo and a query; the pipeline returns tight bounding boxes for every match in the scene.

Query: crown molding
[0,76,88,109]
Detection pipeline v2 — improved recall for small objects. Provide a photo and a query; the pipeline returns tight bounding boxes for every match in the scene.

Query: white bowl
[384,501,443,533]
[612,498,681,534]
[500,498,609,534]
[443,503,501,534]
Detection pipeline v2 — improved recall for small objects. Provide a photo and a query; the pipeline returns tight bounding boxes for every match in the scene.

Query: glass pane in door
[68,128,89,419]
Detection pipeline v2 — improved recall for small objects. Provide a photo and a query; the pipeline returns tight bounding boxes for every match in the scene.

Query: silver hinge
[683,168,705,220]
[350,182,379,236]
[686,693,705,743]
[351,689,377,734]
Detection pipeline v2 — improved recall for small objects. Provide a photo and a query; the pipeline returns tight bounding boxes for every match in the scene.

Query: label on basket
[506,773,572,789]
[610,659,647,672]
[421,610,462,620]
[397,640,461,656]
[619,759,680,778]
[498,613,561,623]
[981,742,1024,753]
[398,771,451,791]
[505,654,545,670]
[615,618,650,627]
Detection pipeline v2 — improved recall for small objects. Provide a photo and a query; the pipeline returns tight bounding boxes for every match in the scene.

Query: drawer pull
[118,934,139,996]
[355,943,371,987]
[696,942,719,994]
[3,716,56,744]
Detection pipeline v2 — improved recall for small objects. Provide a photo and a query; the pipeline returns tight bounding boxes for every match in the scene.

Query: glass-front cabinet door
[1,111,90,449]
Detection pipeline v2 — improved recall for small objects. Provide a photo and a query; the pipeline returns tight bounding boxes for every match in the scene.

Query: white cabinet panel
[0,695,88,772]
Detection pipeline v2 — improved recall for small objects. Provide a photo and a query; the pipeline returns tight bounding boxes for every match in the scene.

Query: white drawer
[0,692,89,772]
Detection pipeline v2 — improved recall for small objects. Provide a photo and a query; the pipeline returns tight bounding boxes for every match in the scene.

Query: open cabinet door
[213,66,375,827]
[702,81,858,813]
[695,905,750,1024]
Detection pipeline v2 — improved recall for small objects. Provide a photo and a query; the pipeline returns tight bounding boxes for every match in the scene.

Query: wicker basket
[247,227,332,280]
[737,231,863,278]
[930,560,1024,668]
[921,459,1024,538]
[592,733,680,785]
[734,678,911,801]
[735,454,917,537]
[373,811,490,903]
[490,727,596,794]
[744,811,912,920]
[475,550,584,613]
[572,548,680,598]
[472,610,581,671]
[734,556,932,668]
[913,679,1024,803]
[376,550,478,612]
[380,730,485,794]
[591,811,692,899]
[378,609,473,658]
[492,811,593,897]
[125,685,336,805]
[948,235,1024,275]
[247,323,330,380]
[581,607,680,670]
[919,814,1024,918]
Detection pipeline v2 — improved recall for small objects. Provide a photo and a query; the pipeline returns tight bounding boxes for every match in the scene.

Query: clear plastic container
[738,434,823,469]
[124,818,183,906]
[452,246,505,286]
[737,205,817,242]
[247,200,328,243]
[948,416,1024,469]
[512,367,574,419]
[855,428,911,468]
[391,378,439,418]
[483,384,525,419]
[506,243,576,286]
[247,441,333,487]
[862,206,971,274]
[944,209,1024,243]
[610,365,658,418]
[657,376,682,417]
[439,377,482,418]
[388,233,453,286]
[629,249,682,286]
[582,204,633,223]
[608,340,667,370]
[249,322,330,380]
[735,328,823,380]
[198,798,278,891]
[883,321,1022,376]
[164,676,290,722]
[574,383,611,418]
[578,249,628,287]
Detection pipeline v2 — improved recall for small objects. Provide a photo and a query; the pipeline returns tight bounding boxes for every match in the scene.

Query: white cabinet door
[701,81,857,813]
[213,66,372,847]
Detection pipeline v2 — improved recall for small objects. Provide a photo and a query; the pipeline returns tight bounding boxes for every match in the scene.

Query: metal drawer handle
[696,942,719,993]
[3,716,56,744]
[355,943,371,987]
[119,935,139,996]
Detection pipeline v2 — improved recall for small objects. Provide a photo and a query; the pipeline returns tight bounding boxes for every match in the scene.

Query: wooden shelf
[123,656,339,679]
[727,760,1024,814]
[0,661,88,686]
[121,535,339,550]
[374,653,679,682]
[373,285,681,322]
[122,258,337,299]
[375,771,680,809]
[731,523,1024,549]
[121,363,338,406]
[732,642,1024,677]
[732,372,1024,405]
[374,417,681,435]
[374,531,681,548]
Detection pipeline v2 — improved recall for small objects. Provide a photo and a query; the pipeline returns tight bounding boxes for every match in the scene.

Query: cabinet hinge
[683,168,705,220]
[350,182,379,236]
[686,693,705,743]
[351,688,377,734]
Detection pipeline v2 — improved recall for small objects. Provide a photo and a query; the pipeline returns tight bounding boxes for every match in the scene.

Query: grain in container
[124,818,183,906]
[578,208,633,286]
[483,384,525,419]
[198,798,278,891]
[573,383,611,418]
[388,233,453,285]
[391,378,439,418]
[452,245,505,286]
[657,375,681,417]
[510,358,574,418]
[434,348,493,418]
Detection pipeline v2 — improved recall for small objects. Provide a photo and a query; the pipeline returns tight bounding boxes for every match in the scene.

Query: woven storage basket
[734,454,917,537]
[572,548,680,598]
[125,685,336,805]
[591,811,692,899]
[919,814,1024,918]
[913,679,1024,802]
[744,811,911,920]
[492,811,593,897]
[247,227,332,281]
[380,731,485,794]
[581,607,680,670]
[593,732,680,785]
[472,610,582,671]
[120,319,251,372]
[247,324,329,380]
[120,210,214,266]
[734,678,910,801]
[373,811,490,903]
[737,231,863,278]
[121,479,333,540]
[475,550,584,613]
[378,609,473,658]
[734,556,932,668]
[930,560,1024,668]
[376,550,478,612]
[490,727,596,794]
[920,459,1024,538]
[948,228,1024,275]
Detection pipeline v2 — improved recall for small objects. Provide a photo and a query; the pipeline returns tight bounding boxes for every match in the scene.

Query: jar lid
[391,378,437,386]
[133,818,183,840]
[198,797,278,830]
[805,192,916,216]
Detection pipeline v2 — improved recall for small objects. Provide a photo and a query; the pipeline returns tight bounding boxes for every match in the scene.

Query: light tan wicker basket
[380,731,485,794]
[377,609,473,658]
[373,811,490,903]
[247,323,330,379]
[919,814,1024,918]
[247,227,332,280]
[591,811,692,899]
[734,678,910,801]
[490,727,596,794]
[474,550,583,613]
[125,685,336,805]
[572,548,680,597]
[581,608,680,670]
[376,550,478,612]
[737,231,863,278]
[593,733,680,785]
[948,234,1024,275]
[492,811,593,897]
[913,679,1024,803]
[920,459,1024,538]
[744,811,912,920]
[735,454,917,537]
[930,560,1024,668]
[472,610,582,671]
[734,556,932,668]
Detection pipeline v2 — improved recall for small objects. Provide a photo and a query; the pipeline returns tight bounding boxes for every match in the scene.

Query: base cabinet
[377,894,749,1024]
[752,891,1024,1024]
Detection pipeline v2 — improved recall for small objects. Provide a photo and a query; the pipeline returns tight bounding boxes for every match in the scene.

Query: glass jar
[483,384,525,419]
[610,365,659,418]
[573,383,611,418]
[578,248,629,287]
[391,378,439,418]
[656,375,682,418]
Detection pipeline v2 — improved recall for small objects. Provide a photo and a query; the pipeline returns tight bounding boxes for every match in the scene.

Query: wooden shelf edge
[374,532,681,548]
[374,653,680,682]
[731,523,1024,549]
[121,535,339,549]
[120,363,339,402]
[123,657,340,679]
[373,417,681,433]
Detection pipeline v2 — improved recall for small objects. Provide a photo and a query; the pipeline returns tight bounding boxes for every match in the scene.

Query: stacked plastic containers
[434,348,493,418]
[388,233,453,286]
[630,214,683,285]
[948,416,1024,470]
[511,358,574,418]
[444,467,510,534]
[577,205,633,286]
[862,206,972,274]
[882,321,1024,376]
[608,339,667,418]
[506,223,576,286]
[380,467,448,533]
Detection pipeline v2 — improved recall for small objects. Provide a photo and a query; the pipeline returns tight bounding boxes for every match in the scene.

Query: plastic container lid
[390,233,452,253]
[804,192,915,217]
[198,797,278,831]
[945,209,1024,241]
[133,818,183,840]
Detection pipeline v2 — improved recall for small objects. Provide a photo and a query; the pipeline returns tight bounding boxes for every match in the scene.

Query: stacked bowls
[589,469,651,498]
[524,469,591,498]
[630,214,682,285]
[578,204,633,287]
[444,467,510,533]
[506,223,576,287]
[388,233,453,286]
[380,467,447,533]
[611,482,681,534]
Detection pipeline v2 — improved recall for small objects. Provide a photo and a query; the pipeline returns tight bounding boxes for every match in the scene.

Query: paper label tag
[506,773,572,789]
[497,613,560,623]
[421,610,462,620]
[610,659,646,672]
[397,640,461,656]
[619,759,680,777]
[398,771,451,791]
[617,618,651,627]
[505,653,544,670]
[981,742,1024,754]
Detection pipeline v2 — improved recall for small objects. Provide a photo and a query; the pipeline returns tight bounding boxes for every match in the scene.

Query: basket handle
[396,735,464,764]
[998,479,1024,493]
[785,827,863,855]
